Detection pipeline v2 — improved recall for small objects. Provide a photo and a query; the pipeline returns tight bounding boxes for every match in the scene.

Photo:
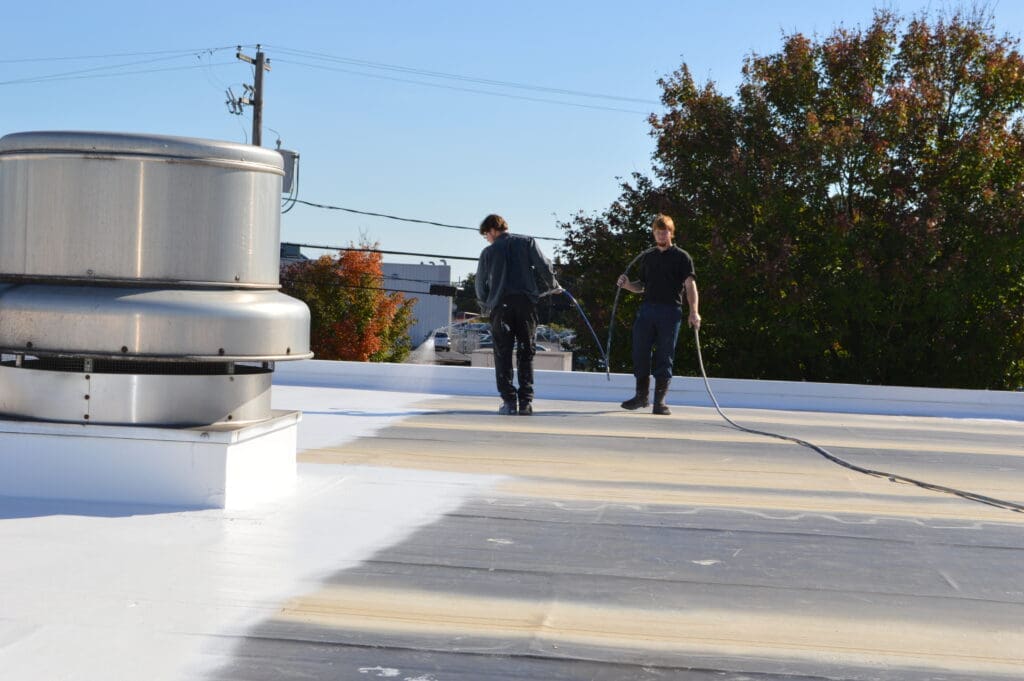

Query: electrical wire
[266,45,659,105]
[272,57,651,115]
[0,45,246,64]
[691,327,1024,514]
[0,61,236,87]
[382,273,457,286]
[280,148,300,214]
[280,273,449,298]
[284,241,480,262]
[0,47,239,86]
[5,44,652,114]
[289,199,561,242]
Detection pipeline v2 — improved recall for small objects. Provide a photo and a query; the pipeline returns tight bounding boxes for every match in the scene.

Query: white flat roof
[1,363,1022,680]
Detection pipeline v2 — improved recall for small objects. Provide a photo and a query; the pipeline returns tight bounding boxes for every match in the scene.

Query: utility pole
[232,45,272,146]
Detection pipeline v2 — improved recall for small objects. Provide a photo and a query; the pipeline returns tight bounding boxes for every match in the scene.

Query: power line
[382,274,456,286]
[267,45,659,105]
[0,45,246,64]
[289,269,455,287]
[285,241,481,262]
[280,272,450,299]
[288,243,567,280]
[0,60,236,87]
[0,47,241,86]
[2,44,653,115]
[290,199,561,242]
[273,57,651,114]
[0,53,196,86]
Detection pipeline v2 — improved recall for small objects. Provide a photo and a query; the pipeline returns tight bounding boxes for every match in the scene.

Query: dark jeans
[632,302,682,380]
[490,294,538,403]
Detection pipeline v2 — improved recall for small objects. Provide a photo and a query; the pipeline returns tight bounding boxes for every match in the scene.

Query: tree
[453,273,481,317]
[281,245,416,362]
[558,8,1024,389]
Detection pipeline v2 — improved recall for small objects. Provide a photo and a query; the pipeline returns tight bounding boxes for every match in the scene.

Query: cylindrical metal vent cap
[0,131,285,287]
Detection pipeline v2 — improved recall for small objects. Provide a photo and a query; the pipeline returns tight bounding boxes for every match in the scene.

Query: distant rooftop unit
[280,242,309,266]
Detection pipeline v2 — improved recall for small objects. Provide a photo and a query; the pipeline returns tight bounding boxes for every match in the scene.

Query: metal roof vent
[0,131,312,426]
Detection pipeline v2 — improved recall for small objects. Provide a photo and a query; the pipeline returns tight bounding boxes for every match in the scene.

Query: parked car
[536,325,563,343]
[433,330,450,351]
[478,335,550,352]
[454,321,491,334]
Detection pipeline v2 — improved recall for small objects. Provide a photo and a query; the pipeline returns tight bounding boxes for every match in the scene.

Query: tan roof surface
[214,393,1024,681]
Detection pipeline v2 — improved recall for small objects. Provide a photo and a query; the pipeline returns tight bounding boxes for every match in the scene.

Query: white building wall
[381,263,452,348]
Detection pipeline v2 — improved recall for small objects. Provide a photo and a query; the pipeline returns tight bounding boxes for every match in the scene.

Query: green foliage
[558,8,1024,389]
[453,273,481,316]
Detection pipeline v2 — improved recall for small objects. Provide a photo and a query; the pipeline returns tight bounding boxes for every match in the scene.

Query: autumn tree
[281,245,416,362]
[559,8,1024,389]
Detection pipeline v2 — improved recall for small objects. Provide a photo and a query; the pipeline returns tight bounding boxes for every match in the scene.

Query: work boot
[653,377,672,415]
[620,376,650,410]
[518,399,533,416]
[498,399,518,415]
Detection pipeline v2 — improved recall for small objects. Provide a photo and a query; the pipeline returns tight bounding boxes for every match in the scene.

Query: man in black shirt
[476,214,560,416]
[616,214,701,415]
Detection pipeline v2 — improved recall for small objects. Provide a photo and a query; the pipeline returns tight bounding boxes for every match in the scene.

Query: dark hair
[479,214,509,235]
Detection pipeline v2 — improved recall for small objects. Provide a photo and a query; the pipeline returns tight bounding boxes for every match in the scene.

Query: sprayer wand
[604,250,651,381]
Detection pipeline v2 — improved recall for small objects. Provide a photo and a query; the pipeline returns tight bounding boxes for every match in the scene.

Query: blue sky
[3,1,1022,282]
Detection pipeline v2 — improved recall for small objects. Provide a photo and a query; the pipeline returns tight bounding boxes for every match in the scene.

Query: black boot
[653,377,671,415]
[620,376,650,410]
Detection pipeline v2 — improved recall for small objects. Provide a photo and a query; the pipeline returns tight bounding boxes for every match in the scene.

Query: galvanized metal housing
[0,131,286,286]
[0,285,309,361]
[0,131,312,426]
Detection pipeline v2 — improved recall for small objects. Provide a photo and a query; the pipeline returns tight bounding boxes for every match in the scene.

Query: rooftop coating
[1,361,1022,680]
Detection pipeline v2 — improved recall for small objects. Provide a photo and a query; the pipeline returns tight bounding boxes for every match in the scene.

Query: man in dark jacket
[475,214,560,415]
[616,214,701,415]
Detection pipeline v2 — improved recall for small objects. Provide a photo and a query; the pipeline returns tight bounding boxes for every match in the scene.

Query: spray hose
[560,289,609,372]
[569,257,1021,513]
[603,250,650,381]
[691,327,1024,514]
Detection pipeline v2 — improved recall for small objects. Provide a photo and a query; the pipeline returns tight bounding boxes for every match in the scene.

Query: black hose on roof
[692,326,1024,514]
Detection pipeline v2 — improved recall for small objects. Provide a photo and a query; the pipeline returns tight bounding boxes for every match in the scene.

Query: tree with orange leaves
[281,244,416,362]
